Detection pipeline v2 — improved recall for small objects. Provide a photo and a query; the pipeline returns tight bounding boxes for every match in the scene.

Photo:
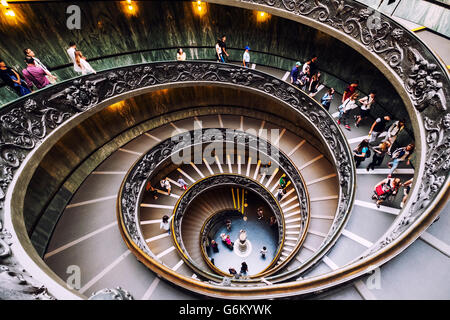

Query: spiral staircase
[0,0,448,301]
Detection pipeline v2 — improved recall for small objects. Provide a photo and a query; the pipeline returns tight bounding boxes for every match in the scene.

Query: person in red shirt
[342,81,359,103]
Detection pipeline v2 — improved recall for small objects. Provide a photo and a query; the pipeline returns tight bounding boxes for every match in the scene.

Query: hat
[245,46,250,50]
[296,61,301,66]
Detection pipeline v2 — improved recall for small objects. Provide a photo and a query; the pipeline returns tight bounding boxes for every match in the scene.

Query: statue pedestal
[238,230,248,252]
[234,230,252,257]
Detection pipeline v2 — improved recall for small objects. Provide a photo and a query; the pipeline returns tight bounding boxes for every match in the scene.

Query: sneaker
[400,202,404,209]
[366,166,370,172]
[355,122,359,128]
[376,203,381,208]
[345,125,351,131]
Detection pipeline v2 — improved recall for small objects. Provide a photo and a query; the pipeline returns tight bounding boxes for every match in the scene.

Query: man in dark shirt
[0,59,31,97]
[290,62,301,86]
[309,56,319,76]
[219,35,229,62]
[369,115,391,144]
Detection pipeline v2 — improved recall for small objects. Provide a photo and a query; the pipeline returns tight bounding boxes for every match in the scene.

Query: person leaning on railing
[176,48,186,61]
[0,58,31,97]
[22,57,53,90]
[23,48,57,84]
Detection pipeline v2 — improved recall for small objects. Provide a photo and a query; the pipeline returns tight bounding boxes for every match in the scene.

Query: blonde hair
[378,141,390,151]
[350,92,359,100]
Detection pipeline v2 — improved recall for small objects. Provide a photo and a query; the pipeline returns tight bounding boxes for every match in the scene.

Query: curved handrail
[0,45,415,141]
[117,127,313,280]
[173,174,286,278]
[200,209,244,276]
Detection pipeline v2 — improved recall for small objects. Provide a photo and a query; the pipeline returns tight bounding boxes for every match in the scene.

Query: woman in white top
[337,92,359,131]
[355,91,376,127]
[384,120,405,154]
[302,60,311,74]
[74,50,96,75]
[160,178,172,195]
[176,48,186,61]
[215,39,224,62]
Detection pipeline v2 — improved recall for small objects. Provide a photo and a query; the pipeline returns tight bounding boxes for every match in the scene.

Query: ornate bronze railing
[174,174,286,278]
[118,128,313,280]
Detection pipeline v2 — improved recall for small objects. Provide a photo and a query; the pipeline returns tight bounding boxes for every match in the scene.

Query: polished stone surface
[206,194,279,276]
[360,0,450,37]
[0,0,407,126]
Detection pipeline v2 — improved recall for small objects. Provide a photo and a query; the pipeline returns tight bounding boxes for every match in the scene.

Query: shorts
[403,185,411,196]
[373,190,390,201]
[360,109,370,118]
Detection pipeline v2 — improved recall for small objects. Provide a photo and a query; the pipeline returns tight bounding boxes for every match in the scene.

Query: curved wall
[0,1,409,134]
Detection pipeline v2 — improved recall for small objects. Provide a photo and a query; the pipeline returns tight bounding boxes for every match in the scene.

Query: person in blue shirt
[0,59,31,97]
[320,88,335,111]
[290,62,301,86]
[353,139,370,167]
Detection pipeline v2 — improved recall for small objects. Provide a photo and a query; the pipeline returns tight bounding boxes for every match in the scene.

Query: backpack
[392,148,405,159]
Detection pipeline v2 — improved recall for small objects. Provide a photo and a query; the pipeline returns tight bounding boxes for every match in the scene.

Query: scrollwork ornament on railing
[118,127,319,277]
[405,48,447,112]
[243,0,448,111]
[172,174,285,267]
[88,287,134,300]
[0,220,55,299]
[0,99,72,207]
